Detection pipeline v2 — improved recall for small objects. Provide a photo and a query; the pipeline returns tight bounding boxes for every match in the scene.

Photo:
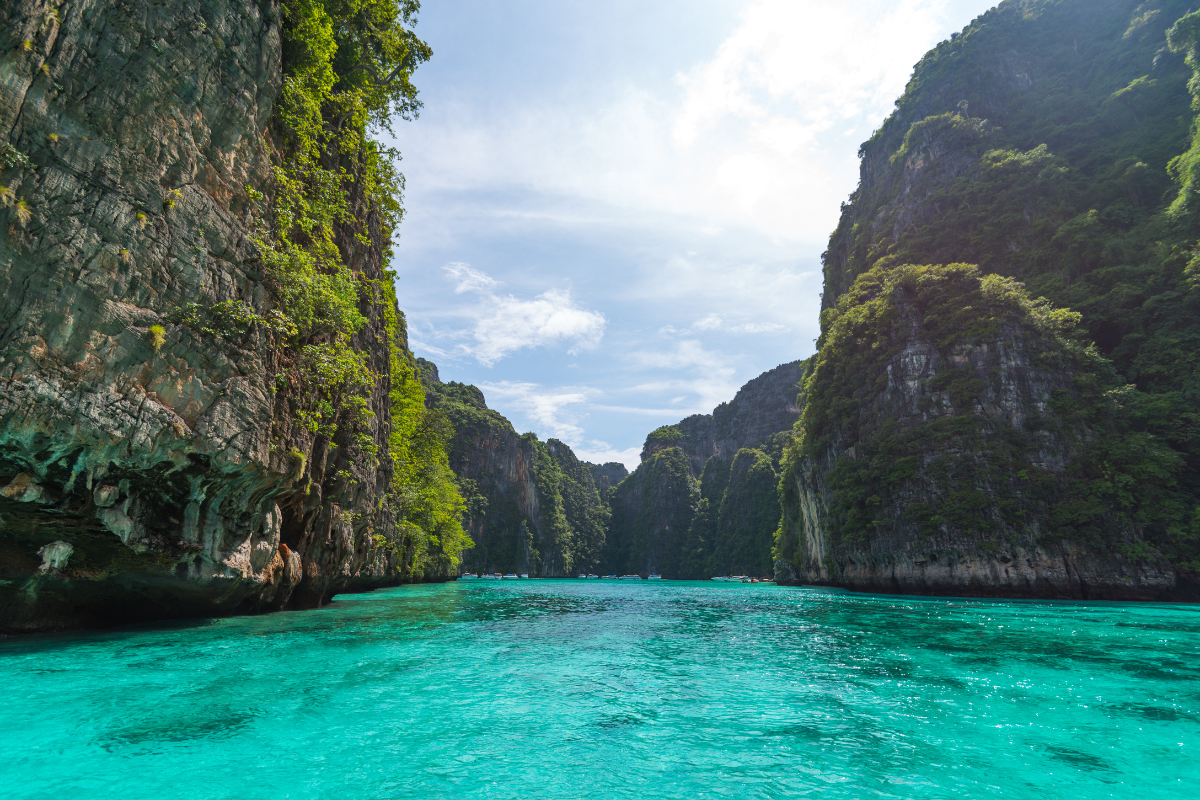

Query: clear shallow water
[1,582,1197,799]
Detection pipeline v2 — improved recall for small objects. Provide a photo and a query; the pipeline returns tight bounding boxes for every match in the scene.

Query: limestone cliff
[418,360,608,576]
[0,1,437,632]
[587,462,628,496]
[776,264,1193,599]
[775,0,1200,599]
[604,361,805,578]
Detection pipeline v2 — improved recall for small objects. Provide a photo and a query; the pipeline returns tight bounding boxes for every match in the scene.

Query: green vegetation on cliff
[418,361,608,575]
[271,1,467,576]
[604,446,698,577]
[779,263,1191,569]
[778,0,1200,592]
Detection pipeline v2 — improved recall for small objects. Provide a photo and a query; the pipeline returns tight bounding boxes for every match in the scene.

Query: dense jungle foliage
[783,0,1200,572]
[267,1,468,576]
[603,426,792,578]
[676,450,780,578]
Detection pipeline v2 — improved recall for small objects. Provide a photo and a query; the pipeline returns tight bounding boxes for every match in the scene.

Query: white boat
[578,574,587,579]
[502,574,520,580]
[712,576,731,582]
[520,573,529,579]
[602,575,617,579]
[459,573,479,580]
[619,574,643,580]
[588,574,599,579]
[481,573,498,580]
[648,574,662,580]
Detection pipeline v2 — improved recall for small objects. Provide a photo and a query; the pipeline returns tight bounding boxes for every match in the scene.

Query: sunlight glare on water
[1,581,1197,799]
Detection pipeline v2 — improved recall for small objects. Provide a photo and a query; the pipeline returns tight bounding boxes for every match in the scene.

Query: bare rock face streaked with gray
[587,462,628,496]
[0,1,411,633]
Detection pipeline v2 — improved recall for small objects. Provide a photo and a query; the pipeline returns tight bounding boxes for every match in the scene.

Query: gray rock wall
[0,0,411,633]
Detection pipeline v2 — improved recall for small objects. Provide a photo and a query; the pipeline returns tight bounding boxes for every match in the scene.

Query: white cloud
[396,0,977,248]
[441,265,607,366]
[572,442,643,472]
[673,0,956,151]
[445,262,500,294]
[693,313,787,334]
[627,340,741,413]
[479,381,591,443]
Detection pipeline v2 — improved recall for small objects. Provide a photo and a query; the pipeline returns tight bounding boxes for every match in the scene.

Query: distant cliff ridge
[604,360,806,578]
[418,359,609,576]
[588,462,629,496]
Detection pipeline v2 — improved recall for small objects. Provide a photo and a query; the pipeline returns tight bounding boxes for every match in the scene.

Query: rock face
[775,264,1195,600]
[773,0,1200,600]
[419,360,608,576]
[0,1,414,633]
[587,462,628,496]
[642,361,805,471]
[604,361,805,578]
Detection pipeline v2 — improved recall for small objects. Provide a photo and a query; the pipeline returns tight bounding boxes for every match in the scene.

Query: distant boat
[578,574,587,579]
[520,573,529,579]
[502,574,519,580]
[648,574,662,580]
[619,574,643,580]
[712,576,731,582]
[602,575,617,579]
[588,574,599,579]
[481,573,498,580]
[459,573,479,580]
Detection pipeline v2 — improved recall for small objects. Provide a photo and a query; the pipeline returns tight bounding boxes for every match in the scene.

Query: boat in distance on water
[602,575,618,579]
[712,576,750,582]
[619,575,643,580]
[459,573,478,580]
[520,573,529,579]
[648,574,662,580]
[502,574,520,580]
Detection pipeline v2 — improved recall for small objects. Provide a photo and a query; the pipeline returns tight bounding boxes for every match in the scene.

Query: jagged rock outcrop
[0,1,416,633]
[587,462,628,496]
[418,360,608,575]
[641,361,805,471]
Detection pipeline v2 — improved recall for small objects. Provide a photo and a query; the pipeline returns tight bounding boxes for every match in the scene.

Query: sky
[386,0,998,470]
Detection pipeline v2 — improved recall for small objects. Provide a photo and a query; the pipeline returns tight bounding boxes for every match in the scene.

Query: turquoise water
[1,582,1197,799]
